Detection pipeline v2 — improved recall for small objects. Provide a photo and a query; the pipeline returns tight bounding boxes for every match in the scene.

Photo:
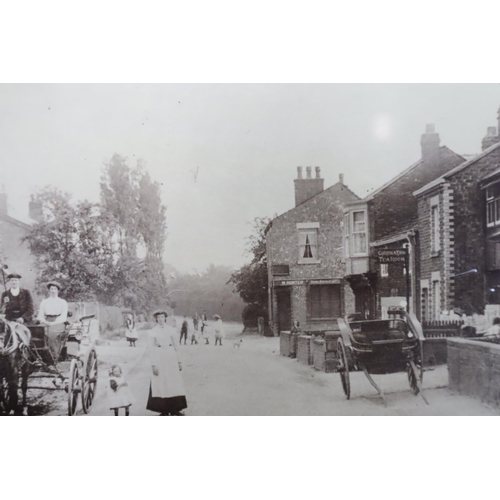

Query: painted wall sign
[377,249,408,263]
[275,278,341,286]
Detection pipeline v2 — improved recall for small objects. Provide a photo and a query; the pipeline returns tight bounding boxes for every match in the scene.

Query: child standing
[108,364,135,416]
[214,314,224,346]
[125,314,139,347]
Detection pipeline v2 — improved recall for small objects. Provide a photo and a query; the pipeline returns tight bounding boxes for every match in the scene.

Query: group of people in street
[178,310,224,346]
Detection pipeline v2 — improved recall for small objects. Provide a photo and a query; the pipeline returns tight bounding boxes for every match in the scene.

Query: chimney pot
[315,166,321,179]
[339,173,344,185]
[421,124,440,160]
[482,126,499,151]
[297,166,303,179]
[306,166,312,179]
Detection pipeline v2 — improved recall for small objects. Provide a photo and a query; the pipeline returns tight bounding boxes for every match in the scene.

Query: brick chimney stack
[482,126,498,151]
[420,123,440,160]
[29,195,43,223]
[294,166,324,206]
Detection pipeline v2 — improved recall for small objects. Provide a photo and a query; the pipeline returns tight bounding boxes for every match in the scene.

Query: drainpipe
[407,230,418,315]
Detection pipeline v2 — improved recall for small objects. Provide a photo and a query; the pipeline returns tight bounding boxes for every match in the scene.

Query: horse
[0,316,32,415]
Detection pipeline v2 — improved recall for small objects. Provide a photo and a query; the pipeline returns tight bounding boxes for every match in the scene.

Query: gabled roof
[363,159,423,201]
[0,212,32,231]
[414,141,500,197]
[265,181,360,234]
[364,145,464,201]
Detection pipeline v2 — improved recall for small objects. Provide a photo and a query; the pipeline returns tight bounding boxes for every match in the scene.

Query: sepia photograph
[1,83,500,416]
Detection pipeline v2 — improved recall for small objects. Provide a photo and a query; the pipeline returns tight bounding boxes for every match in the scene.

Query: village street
[41,319,498,416]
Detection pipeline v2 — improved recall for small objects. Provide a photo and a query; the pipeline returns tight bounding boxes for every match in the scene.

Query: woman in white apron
[146,310,187,416]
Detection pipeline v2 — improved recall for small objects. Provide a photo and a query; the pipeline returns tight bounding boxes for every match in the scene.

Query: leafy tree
[100,154,168,310]
[167,265,245,322]
[23,187,115,301]
[229,216,272,313]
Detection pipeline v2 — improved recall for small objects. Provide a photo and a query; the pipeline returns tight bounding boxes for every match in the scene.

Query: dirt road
[43,319,495,417]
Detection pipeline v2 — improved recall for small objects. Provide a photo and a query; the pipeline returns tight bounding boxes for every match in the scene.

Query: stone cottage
[266,166,359,334]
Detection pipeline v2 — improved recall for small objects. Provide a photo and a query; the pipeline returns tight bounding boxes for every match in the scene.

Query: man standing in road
[201,310,209,344]
[0,273,34,324]
[180,316,189,345]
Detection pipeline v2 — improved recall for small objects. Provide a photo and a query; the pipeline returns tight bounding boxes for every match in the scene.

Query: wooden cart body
[336,309,428,403]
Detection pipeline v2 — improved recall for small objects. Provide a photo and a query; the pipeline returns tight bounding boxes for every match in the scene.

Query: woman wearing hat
[37,281,68,326]
[146,310,187,416]
[0,273,34,324]
[36,281,69,360]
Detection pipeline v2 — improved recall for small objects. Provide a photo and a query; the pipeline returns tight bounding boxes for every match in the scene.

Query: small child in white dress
[108,364,135,416]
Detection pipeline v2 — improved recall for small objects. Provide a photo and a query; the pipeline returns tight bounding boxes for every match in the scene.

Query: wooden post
[405,249,410,313]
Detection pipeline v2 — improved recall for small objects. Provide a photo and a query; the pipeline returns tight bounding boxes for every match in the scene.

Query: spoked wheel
[67,359,81,416]
[337,337,350,400]
[82,349,98,414]
[407,354,423,395]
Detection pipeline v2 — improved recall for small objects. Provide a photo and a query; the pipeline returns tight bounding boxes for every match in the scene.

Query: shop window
[309,285,341,320]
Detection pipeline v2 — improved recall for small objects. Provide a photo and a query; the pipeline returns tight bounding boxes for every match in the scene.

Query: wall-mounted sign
[271,264,290,276]
[276,280,305,286]
[377,249,408,263]
[275,278,341,286]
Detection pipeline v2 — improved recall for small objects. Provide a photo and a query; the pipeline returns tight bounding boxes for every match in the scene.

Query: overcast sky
[1,83,499,273]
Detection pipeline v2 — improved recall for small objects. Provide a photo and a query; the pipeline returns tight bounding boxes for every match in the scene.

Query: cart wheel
[337,337,350,400]
[67,359,80,416]
[82,349,98,414]
[407,355,423,395]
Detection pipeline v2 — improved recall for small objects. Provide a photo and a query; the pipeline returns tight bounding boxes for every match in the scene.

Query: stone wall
[448,337,500,406]
[267,181,358,334]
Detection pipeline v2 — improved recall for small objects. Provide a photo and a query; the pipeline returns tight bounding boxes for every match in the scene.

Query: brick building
[342,125,465,319]
[0,193,39,293]
[414,108,500,319]
[266,167,359,334]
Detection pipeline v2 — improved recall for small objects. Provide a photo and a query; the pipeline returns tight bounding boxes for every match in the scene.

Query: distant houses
[0,193,39,293]
[266,106,500,335]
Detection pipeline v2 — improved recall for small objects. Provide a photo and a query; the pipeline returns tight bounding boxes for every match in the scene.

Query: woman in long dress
[146,310,188,416]
[36,281,69,359]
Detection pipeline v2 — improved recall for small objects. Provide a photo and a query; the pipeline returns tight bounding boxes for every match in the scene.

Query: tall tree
[23,187,115,301]
[100,154,168,311]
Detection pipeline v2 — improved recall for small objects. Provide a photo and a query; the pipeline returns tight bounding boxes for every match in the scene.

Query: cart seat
[349,319,408,343]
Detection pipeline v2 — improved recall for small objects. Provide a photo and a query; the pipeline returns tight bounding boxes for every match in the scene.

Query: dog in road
[233,339,243,349]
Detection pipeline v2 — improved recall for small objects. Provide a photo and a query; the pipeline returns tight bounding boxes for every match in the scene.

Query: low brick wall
[297,335,313,365]
[280,331,292,357]
[423,338,448,366]
[448,338,500,407]
[313,333,340,372]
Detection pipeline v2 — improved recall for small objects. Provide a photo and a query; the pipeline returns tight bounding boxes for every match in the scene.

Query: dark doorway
[354,286,375,320]
[276,288,292,333]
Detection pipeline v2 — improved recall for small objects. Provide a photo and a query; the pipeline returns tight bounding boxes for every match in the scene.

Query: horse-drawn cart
[336,309,428,405]
[27,314,99,415]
